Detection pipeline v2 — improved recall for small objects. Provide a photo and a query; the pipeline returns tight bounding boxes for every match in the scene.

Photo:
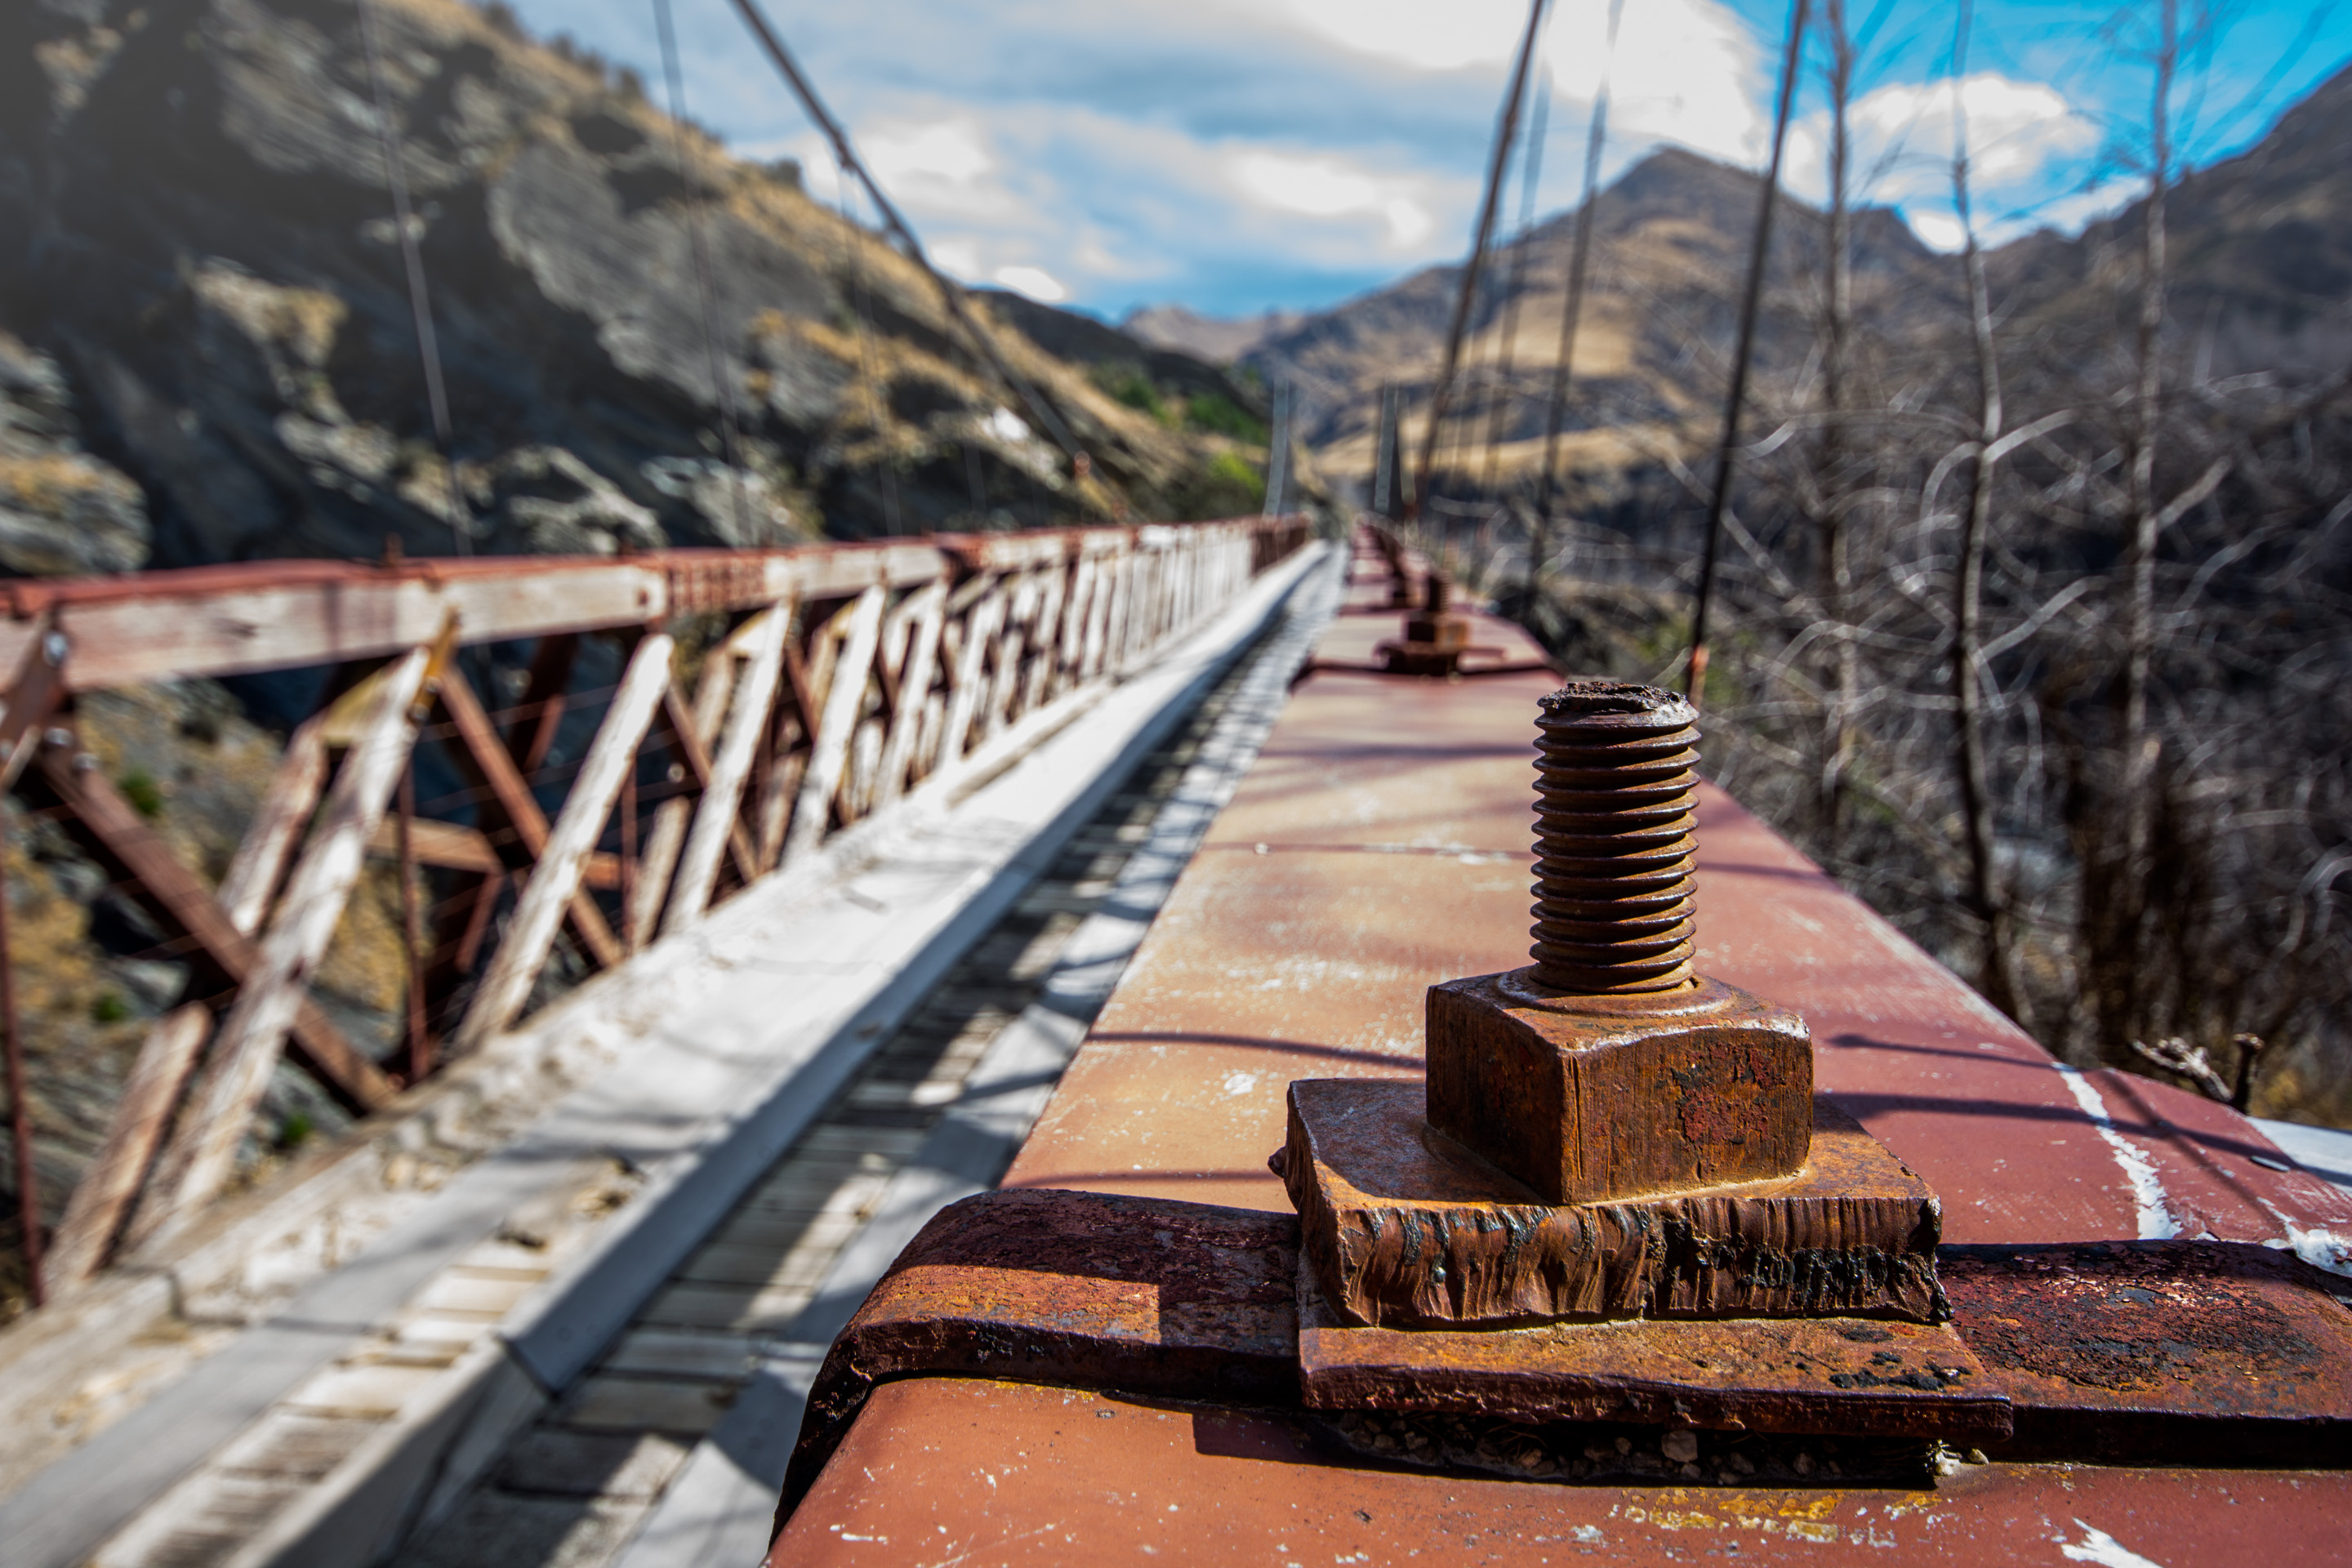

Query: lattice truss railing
[0,517,1309,1298]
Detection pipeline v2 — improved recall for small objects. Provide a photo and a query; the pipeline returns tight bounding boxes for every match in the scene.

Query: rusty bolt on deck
[1425,680,1813,1202]
[1282,679,1953,1335]
[1379,572,1473,677]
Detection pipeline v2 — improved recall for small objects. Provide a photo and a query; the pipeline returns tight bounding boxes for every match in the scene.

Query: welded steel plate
[1296,1258,2012,1443]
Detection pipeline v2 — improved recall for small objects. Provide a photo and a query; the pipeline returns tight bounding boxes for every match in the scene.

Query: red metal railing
[0,518,1312,1307]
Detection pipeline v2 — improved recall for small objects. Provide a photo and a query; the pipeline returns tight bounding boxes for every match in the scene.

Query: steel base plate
[1284,1080,1946,1329]
[1296,1255,2012,1442]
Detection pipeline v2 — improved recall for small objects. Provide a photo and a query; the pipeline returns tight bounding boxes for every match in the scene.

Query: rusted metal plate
[774,1375,2352,1566]
[778,1189,1299,1522]
[1286,1081,1944,1329]
[1296,1256,2007,1443]
[1944,1241,2352,1463]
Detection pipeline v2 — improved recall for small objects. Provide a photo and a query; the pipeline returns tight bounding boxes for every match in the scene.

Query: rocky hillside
[1990,58,2352,380]
[0,0,1277,577]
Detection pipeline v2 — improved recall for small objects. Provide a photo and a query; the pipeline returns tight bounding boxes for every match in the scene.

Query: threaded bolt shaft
[1529,680,1700,993]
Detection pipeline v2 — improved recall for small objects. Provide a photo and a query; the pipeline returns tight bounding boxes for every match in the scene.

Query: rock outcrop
[0,0,1272,575]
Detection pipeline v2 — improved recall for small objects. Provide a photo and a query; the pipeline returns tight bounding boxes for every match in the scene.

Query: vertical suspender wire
[1263,380,1292,517]
[1477,69,1552,510]
[1685,0,1810,705]
[357,0,472,556]
[841,180,905,533]
[1411,0,1552,520]
[1531,0,1625,603]
[653,0,756,545]
[1,810,39,1307]
[1370,384,1398,519]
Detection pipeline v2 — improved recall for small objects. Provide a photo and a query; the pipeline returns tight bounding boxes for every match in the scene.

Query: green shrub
[1172,449,1264,520]
[118,768,164,818]
[1183,392,1268,443]
[91,991,129,1024]
[1092,365,1168,423]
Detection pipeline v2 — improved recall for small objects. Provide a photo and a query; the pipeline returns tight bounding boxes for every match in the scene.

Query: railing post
[455,633,676,1049]
[130,644,436,1253]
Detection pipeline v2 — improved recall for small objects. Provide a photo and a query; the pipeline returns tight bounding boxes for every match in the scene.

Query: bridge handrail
[0,516,1313,1303]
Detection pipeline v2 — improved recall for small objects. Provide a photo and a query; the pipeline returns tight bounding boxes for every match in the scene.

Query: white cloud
[1229,151,1434,247]
[1548,0,1766,166]
[1258,0,1530,72]
[1908,211,1966,251]
[992,264,1069,301]
[931,238,982,278]
[865,118,994,186]
[1261,0,1766,168]
[1785,73,2099,247]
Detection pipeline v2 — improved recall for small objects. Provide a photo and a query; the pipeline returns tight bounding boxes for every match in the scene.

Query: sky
[502,0,2352,322]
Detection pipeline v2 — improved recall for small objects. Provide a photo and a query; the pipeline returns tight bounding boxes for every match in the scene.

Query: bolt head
[1425,968,1813,1205]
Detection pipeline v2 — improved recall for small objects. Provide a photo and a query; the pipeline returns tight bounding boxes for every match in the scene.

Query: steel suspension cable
[356,0,471,555]
[1477,68,1552,508]
[1685,0,1811,704]
[1410,0,1553,518]
[724,0,1098,492]
[1530,0,1625,599]
[652,0,756,544]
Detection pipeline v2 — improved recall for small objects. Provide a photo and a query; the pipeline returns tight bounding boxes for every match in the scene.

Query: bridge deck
[773,536,2352,1564]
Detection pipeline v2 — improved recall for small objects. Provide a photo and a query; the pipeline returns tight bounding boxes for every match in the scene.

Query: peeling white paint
[2254,1198,2352,1277]
[2057,1519,2166,1567]
[2053,1064,2180,1240]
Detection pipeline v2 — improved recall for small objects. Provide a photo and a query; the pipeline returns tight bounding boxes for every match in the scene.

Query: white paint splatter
[1222,1070,1261,1098]
[2058,1519,2167,1567]
[2054,1064,2180,1240]
[2253,1198,2352,1277]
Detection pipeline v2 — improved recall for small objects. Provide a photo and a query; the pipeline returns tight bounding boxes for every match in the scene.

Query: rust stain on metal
[1425,971,1814,1205]
[1285,1081,1944,1329]
[1943,1241,2352,1460]
[1278,678,1941,1356]
[1294,1254,2010,1442]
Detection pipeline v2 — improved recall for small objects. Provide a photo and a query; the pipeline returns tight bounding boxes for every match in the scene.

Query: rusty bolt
[1529,681,1699,993]
[1423,680,1813,1205]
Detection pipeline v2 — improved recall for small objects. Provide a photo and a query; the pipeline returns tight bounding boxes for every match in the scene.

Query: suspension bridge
[0,1,2349,1565]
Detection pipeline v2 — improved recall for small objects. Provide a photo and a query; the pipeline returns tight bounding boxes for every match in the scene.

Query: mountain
[1240,148,1951,497]
[1242,60,2352,501]
[0,0,1267,577]
[1990,59,2352,380]
[1122,304,1304,364]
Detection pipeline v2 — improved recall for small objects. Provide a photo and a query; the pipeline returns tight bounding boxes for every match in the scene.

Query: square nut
[1403,612,1470,651]
[1425,969,1813,1205]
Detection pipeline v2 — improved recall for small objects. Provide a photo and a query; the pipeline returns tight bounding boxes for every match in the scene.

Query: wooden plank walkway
[386,629,1275,1568]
